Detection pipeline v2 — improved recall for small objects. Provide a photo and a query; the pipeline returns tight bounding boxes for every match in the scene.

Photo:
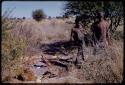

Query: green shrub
[32,9,46,22]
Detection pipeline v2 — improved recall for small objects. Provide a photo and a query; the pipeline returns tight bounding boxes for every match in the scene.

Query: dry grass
[2,18,123,83]
[39,40,123,83]
[79,40,123,83]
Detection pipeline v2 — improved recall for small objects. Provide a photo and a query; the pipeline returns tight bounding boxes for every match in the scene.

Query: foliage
[22,17,26,20]
[48,16,52,19]
[112,31,123,41]
[64,1,123,36]
[32,9,46,22]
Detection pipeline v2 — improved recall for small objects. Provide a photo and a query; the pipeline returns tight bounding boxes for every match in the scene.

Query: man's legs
[76,41,84,64]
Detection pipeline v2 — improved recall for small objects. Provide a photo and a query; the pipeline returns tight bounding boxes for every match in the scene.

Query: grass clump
[1,10,27,82]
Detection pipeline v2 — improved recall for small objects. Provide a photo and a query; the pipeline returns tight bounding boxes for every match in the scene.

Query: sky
[2,1,66,18]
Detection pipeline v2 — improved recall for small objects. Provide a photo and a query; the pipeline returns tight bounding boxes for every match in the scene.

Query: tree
[32,9,46,22]
[48,16,51,19]
[64,1,123,36]
[22,17,26,20]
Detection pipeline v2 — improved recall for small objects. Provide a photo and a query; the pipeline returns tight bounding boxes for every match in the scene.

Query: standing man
[91,11,111,49]
[71,15,86,66]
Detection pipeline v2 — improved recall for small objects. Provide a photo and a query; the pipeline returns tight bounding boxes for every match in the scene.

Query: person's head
[97,11,105,20]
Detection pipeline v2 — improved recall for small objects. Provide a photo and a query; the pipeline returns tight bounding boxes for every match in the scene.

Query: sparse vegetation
[1,10,27,81]
[2,2,123,83]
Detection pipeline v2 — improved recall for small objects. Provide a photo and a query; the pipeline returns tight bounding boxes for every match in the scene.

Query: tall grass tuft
[1,9,27,82]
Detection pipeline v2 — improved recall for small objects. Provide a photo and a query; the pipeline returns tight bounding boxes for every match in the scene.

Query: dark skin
[91,12,111,48]
[70,20,81,45]
[70,21,85,45]
[70,20,86,65]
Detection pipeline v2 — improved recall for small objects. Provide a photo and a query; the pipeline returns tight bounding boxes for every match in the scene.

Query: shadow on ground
[40,40,79,55]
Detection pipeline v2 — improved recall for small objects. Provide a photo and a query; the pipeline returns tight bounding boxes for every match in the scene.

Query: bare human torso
[97,20,110,47]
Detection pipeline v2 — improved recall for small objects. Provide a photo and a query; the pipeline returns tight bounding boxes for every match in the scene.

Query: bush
[112,31,123,41]
[22,17,26,20]
[48,16,52,19]
[32,9,46,22]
